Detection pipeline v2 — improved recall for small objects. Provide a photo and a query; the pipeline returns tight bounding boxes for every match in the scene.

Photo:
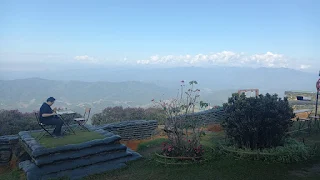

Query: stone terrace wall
[18,126,141,180]
[171,108,225,127]
[1,109,223,167]
[0,135,21,165]
[0,120,158,166]
[98,120,158,140]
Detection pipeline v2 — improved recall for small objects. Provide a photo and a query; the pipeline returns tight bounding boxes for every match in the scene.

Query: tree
[222,93,294,149]
[153,80,206,157]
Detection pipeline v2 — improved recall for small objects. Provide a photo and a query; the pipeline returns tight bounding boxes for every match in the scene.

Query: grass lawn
[30,130,105,148]
[84,156,320,180]
[84,132,320,180]
[0,168,22,180]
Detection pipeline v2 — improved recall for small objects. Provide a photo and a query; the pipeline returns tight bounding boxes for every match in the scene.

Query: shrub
[161,140,205,157]
[222,93,295,149]
[152,80,208,158]
[0,109,82,136]
[219,138,313,163]
[91,106,166,125]
[0,110,39,136]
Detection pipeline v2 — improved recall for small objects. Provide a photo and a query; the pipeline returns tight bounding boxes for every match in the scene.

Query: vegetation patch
[151,80,209,162]
[0,110,81,136]
[137,138,168,151]
[31,130,105,148]
[218,138,314,163]
[222,93,295,149]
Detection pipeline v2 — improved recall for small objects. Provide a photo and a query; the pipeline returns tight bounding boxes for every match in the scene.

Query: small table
[293,109,313,114]
[56,110,76,135]
[309,115,320,120]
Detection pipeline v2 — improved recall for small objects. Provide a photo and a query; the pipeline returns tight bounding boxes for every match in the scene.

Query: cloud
[0,52,72,71]
[74,55,97,63]
[300,64,311,69]
[136,51,292,68]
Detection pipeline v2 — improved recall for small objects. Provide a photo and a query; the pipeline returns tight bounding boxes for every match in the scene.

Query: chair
[74,108,91,131]
[34,112,54,140]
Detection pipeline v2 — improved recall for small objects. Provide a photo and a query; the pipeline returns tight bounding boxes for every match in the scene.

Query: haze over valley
[1,66,318,115]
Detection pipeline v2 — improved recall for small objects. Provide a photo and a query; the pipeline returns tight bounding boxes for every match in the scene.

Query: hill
[1,67,317,91]
[1,67,318,114]
[0,78,176,114]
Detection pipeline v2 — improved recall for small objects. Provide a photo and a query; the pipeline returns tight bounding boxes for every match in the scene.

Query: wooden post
[316,90,319,117]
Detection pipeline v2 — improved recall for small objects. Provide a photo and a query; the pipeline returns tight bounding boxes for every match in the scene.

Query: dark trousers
[41,117,64,136]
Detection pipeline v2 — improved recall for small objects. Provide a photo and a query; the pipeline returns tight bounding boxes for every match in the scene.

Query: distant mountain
[0,78,176,114]
[0,67,318,114]
[1,67,318,92]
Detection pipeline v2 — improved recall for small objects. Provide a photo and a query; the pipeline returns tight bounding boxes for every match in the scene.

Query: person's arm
[42,112,56,117]
[41,104,56,117]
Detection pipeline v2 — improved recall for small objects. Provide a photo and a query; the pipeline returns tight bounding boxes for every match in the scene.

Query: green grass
[84,132,320,180]
[30,130,105,148]
[0,168,22,180]
[137,138,168,151]
[84,157,320,180]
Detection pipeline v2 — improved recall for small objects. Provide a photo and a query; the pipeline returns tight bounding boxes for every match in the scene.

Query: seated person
[39,97,63,137]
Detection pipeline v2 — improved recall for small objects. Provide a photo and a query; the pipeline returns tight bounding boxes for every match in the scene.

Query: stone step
[23,150,133,177]
[34,144,127,166]
[19,131,121,158]
[21,150,141,180]
[42,152,141,180]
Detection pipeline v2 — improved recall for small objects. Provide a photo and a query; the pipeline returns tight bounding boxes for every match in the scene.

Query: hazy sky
[0,0,319,72]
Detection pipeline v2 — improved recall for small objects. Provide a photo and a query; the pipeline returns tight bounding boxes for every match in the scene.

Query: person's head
[46,97,56,106]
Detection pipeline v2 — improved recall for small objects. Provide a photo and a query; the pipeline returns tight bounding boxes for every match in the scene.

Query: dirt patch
[121,140,142,151]
[120,135,167,151]
[206,124,223,132]
[292,112,312,120]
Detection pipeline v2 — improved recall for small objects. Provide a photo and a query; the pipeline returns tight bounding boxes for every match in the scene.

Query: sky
[0,0,319,72]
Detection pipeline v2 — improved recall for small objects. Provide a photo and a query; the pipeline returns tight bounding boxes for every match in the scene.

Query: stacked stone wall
[99,120,158,140]
[18,126,141,180]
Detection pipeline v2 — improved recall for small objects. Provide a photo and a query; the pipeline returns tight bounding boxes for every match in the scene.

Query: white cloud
[74,55,97,63]
[300,64,311,69]
[136,51,293,68]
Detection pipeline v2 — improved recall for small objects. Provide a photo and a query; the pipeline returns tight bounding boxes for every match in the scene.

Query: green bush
[219,138,313,163]
[0,109,82,136]
[222,93,295,149]
[0,110,39,136]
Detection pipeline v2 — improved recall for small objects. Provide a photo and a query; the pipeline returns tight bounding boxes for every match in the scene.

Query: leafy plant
[152,80,207,158]
[222,93,295,149]
[161,140,205,157]
[219,138,313,163]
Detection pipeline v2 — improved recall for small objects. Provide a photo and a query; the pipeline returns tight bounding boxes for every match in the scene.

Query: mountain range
[0,67,318,115]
